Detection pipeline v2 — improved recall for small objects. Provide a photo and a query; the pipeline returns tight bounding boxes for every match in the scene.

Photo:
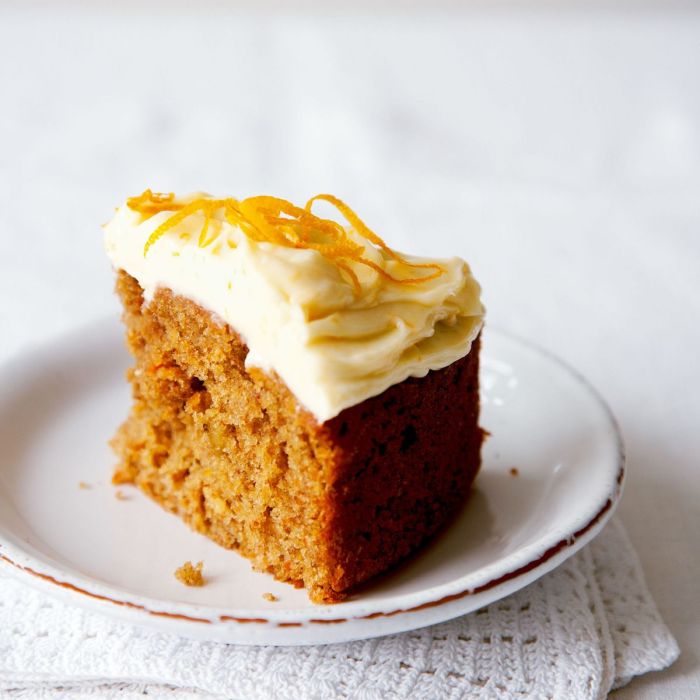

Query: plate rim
[0,319,625,639]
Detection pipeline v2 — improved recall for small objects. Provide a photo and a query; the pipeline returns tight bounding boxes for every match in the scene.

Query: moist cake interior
[112,270,483,603]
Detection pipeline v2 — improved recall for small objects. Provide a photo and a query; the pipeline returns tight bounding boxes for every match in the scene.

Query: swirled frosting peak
[103,190,484,422]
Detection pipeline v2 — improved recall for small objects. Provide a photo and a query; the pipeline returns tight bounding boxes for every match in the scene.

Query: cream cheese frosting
[103,193,484,422]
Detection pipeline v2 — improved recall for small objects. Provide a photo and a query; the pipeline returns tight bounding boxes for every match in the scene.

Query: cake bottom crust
[112,271,483,602]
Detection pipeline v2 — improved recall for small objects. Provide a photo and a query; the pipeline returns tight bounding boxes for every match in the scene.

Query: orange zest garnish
[306,194,443,281]
[127,190,445,293]
[126,189,177,216]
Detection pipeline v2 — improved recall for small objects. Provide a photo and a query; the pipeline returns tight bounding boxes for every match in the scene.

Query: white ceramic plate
[0,321,624,646]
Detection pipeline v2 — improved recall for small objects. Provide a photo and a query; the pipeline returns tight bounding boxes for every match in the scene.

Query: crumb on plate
[78,481,91,490]
[263,592,279,602]
[115,489,129,500]
[174,560,205,587]
[509,467,519,477]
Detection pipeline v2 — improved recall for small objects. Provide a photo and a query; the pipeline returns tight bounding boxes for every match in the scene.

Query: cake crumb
[174,561,205,587]
[78,481,91,490]
[114,489,129,500]
[263,592,279,602]
[509,467,519,477]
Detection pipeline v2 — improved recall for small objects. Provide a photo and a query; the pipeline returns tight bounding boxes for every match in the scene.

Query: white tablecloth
[0,5,698,698]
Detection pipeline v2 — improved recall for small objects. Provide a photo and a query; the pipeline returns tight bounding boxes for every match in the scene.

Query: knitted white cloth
[0,520,678,700]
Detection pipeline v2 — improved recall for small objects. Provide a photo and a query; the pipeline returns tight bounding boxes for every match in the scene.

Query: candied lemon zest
[128,190,445,291]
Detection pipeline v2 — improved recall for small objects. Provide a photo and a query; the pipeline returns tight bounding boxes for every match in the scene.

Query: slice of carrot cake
[104,190,485,603]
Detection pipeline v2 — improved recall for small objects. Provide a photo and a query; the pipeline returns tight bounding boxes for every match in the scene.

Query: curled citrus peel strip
[128,190,445,292]
[306,194,444,281]
[126,189,177,216]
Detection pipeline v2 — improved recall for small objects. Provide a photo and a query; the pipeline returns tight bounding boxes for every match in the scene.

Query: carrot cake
[104,190,485,603]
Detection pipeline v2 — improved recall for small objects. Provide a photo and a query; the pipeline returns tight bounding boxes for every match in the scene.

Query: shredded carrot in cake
[127,190,444,294]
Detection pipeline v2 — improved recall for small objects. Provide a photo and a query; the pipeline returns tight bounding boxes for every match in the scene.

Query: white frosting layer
[104,198,484,422]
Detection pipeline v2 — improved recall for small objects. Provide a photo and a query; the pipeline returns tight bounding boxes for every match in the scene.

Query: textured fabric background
[0,6,698,698]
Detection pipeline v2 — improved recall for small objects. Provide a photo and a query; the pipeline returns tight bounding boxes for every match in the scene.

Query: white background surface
[0,4,698,698]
